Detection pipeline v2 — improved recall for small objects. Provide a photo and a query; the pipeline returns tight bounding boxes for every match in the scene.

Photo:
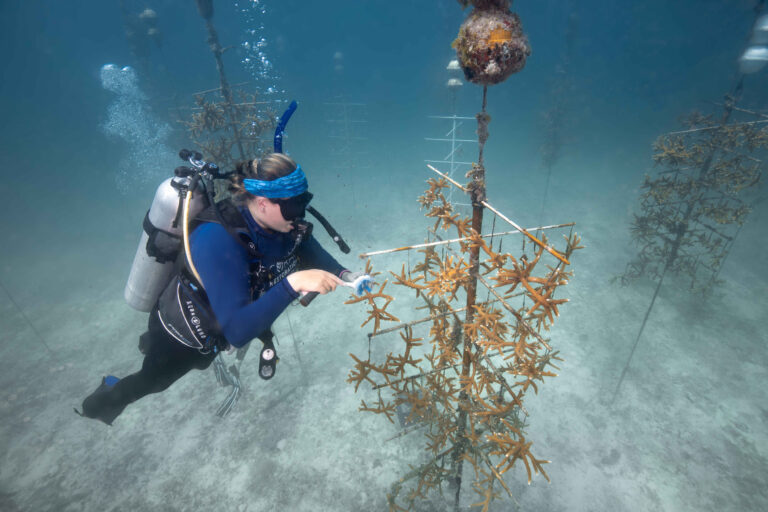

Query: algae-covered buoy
[452,0,531,85]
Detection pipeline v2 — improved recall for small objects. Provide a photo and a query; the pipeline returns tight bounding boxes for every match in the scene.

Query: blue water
[1,1,767,511]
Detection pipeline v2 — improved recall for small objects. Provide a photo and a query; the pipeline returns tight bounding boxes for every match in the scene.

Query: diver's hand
[286,270,343,295]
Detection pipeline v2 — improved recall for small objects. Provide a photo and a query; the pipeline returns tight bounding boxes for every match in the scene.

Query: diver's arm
[296,234,346,276]
[219,281,296,348]
[190,223,298,348]
[286,269,342,294]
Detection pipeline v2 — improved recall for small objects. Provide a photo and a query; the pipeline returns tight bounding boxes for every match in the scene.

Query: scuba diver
[77,102,371,426]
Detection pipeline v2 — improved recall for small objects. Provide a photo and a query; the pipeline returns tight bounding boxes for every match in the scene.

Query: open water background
[1,1,767,510]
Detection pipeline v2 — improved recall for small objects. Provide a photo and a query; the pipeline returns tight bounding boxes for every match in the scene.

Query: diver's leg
[113,331,212,398]
[79,316,215,424]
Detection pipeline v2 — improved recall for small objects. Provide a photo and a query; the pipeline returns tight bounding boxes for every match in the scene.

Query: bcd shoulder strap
[193,199,261,258]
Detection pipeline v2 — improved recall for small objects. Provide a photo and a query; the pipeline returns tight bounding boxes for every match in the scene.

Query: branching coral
[345,174,580,510]
[620,110,767,294]
[181,88,276,174]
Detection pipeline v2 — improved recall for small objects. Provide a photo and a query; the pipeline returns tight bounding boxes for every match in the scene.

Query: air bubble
[99,64,175,192]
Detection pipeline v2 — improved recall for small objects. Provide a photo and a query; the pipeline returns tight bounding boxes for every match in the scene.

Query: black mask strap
[306,206,350,254]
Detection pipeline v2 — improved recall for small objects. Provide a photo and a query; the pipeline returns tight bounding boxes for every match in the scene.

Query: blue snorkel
[269,99,351,254]
[268,100,352,307]
[274,100,298,153]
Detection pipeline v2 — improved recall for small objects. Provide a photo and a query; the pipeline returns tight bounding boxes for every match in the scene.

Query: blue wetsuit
[190,207,345,347]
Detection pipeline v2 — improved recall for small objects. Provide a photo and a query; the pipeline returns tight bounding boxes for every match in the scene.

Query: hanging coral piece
[453,0,531,85]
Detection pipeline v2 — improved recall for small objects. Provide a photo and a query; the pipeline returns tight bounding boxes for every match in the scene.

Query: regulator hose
[183,187,204,286]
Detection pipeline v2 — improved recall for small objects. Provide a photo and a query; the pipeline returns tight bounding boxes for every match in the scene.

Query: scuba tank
[124,153,212,312]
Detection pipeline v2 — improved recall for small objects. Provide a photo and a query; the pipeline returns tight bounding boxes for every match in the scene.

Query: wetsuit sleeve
[190,223,299,348]
[296,234,346,277]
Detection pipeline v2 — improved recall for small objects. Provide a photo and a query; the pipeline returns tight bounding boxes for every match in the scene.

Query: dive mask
[274,191,313,222]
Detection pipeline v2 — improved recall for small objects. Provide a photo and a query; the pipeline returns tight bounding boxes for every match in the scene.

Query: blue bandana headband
[243,165,308,198]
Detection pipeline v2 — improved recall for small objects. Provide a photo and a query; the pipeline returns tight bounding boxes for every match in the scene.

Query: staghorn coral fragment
[390,264,427,293]
[360,393,397,424]
[345,280,400,334]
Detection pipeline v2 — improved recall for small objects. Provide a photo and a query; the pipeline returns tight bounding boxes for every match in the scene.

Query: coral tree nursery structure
[613,6,768,400]
[620,108,767,294]
[182,0,276,173]
[345,1,581,510]
[345,194,580,511]
[613,102,768,403]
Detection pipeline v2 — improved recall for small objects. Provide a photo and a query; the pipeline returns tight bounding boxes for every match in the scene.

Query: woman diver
[77,151,370,425]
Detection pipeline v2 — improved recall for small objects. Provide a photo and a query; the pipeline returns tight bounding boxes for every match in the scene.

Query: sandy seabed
[1,153,766,512]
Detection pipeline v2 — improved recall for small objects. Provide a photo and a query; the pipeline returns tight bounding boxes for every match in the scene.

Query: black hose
[306,206,350,254]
